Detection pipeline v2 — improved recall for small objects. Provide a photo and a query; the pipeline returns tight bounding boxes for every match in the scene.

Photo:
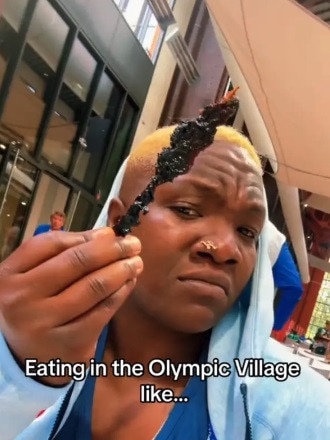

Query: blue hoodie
[0,159,329,440]
[272,242,304,330]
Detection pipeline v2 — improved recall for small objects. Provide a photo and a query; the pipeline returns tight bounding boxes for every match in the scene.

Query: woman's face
[110,141,266,334]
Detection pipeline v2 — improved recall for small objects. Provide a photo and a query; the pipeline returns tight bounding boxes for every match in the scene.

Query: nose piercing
[201,240,218,250]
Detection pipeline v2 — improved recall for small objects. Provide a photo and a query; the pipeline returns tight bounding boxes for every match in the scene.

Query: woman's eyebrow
[242,186,266,217]
[183,180,222,196]
[242,203,266,217]
[174,179,265,213]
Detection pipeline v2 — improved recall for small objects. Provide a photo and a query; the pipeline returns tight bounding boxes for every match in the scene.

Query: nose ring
[200,240,218,250]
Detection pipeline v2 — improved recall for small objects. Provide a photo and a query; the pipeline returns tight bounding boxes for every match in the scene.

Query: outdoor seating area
[283,340,330,379]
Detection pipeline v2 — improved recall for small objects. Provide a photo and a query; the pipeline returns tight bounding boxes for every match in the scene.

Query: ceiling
[205,0,330,279]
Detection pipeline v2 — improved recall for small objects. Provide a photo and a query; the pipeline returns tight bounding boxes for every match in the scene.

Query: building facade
[0,0,161,259]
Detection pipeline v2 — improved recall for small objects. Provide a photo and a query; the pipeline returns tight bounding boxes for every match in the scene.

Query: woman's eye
[238,227,257,241]
[170,206,200,218]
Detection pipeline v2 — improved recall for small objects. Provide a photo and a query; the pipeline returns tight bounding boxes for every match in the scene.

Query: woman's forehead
[187,142,262,185]
[121,140,263,204]
[163,172,265,209]
[193,140,262,173]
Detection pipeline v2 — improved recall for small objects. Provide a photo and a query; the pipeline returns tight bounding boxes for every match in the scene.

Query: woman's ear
[107,197,126,227]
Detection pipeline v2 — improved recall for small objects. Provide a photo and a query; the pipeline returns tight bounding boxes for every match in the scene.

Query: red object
[291,268,324,333]
[271,266,325,343]
[36,409,46,418]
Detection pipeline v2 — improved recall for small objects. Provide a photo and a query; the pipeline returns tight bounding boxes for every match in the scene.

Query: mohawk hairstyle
[113,87,262,236]
[126,124,262,179]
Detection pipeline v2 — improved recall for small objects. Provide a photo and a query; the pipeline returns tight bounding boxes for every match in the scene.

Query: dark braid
[113,88,240,237]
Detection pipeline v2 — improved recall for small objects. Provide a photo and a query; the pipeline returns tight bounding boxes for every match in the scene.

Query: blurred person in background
[0,217,24,261]
[33,211,66,236]
[312,320,330,355]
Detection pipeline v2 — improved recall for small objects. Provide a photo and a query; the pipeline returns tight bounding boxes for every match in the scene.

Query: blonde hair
[51,211,66,220]
[126,125,261,179]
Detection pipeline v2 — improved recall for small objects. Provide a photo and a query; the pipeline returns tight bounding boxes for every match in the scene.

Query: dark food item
[113,88,240,236]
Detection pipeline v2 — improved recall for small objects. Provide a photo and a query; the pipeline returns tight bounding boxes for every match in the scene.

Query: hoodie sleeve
[273,242,304,330]
[0,332,70,439]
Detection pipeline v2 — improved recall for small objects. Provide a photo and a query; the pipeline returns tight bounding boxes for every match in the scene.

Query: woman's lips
[178,275,229,297]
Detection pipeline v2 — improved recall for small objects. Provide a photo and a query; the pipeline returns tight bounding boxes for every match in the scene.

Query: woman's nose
[193,226,242,265]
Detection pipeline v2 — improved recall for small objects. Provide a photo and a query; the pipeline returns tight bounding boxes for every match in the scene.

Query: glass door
[22,172,71,240]
[65,191,95,232]
[0,141,38,261]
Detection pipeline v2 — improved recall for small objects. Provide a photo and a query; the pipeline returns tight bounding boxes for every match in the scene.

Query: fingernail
[131,255,143,273]
[123,235,141,253]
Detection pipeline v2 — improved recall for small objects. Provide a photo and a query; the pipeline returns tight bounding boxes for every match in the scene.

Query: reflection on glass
[27,0,70,71]
[113,0,163,61]
[42,38,97,171]
[0,148,37,261]
[63,37,97,102]
[93,73,114,117]
[90,205,102,229]
[2,0,29,32]
[0,0,29,97]
[118,0,145,32]
[0,1,69,153]
[307,273,330,339]
[140,11,163,62]
[99,100,137,204]
[69,196,94,232]
[72,73,123,189]
[0,144,5,166]
[0,17,14,93]
[22,172,70,239]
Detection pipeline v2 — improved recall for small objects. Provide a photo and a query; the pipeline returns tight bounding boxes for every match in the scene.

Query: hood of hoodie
[207,216,275,439]
[93,158,277,440]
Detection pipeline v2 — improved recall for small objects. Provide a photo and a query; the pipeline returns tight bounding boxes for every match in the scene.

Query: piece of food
[113,88,240,237]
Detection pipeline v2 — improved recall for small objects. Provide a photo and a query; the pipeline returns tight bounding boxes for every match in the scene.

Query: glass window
[2,0,29,32]
[0,142,6,166]
[0,0,69,153]
[306,272,330,338]
[99,99,137,204]
[90,204,102,228]
[42,38,97,172]
[0,146,37,261]
[72,73,123,190]
[114,0,164,62]
[117,0,145,32]
[93,73,116,117]
[137,8,163,62]
[0,17,16,94]
[22,172,71,239]
[26,0,70,71]
[69,195,94,232]
[0,0,29,93]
